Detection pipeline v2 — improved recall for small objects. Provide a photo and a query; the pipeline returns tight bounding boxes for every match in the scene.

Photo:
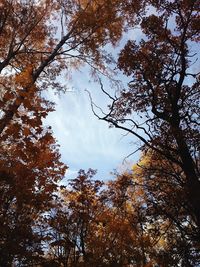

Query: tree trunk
[172,125,200,234]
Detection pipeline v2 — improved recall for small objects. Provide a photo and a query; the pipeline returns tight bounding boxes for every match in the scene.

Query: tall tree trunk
[172,125,200,233]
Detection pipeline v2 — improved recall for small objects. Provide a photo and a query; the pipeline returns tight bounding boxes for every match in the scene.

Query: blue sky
[42,25,145,183]
[45,69,140,182]
[43,6,199,184]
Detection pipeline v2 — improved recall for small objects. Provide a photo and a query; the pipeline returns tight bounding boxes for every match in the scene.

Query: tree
[92,0,200,231]
[45,159,200,267]
[0,90,66,265]
[131,152,200,266]
[0,0,143,136]
[46,169,151,267]
[100,156,200,266]
[101,173,152,267]
[1,0,199,265]
[0,1,140,264]
[46,169,104,267]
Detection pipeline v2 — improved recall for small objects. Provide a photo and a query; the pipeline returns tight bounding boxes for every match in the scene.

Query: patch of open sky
[43,2,200,183]
[44,67,142,183]
[42,16,147,182]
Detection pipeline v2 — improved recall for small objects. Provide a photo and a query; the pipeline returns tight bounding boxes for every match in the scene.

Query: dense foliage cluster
[94,0,200,234]
[32,165,200,266]
[0,0,199,266]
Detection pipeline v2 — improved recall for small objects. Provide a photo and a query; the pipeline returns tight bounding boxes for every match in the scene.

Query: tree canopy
[93,0,200,233]
[0,0,199,266]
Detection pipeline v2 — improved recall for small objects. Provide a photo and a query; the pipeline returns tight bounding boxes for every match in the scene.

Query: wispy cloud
[44,74,139,181]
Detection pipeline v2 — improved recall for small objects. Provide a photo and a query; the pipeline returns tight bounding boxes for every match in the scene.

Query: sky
[44,69,140,183]
[41,20,146,183]
[43,4,199,184]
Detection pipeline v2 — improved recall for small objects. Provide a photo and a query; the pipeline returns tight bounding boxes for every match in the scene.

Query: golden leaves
[15,65,34,88]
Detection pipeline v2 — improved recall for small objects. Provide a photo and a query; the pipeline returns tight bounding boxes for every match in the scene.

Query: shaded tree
[45,162,200,267]
[0,1,142,264]
[131,151,200,266]
[0,0,143,135]
[91,0,200,231]
[0,89,66,265]
[46,169,104,267]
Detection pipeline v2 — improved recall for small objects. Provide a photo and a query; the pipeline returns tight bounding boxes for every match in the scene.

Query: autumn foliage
[44,163,200,266]
[93,0,200,239]
[0,0,199,266]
